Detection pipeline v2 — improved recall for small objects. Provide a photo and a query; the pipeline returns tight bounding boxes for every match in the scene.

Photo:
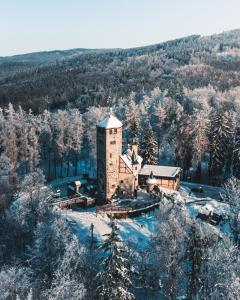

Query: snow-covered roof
[98,113,123,129]
[120,149,143,172]
[139,165,181,178]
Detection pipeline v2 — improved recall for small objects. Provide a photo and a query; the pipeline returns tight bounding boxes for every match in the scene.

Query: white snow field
[62,183,231,247]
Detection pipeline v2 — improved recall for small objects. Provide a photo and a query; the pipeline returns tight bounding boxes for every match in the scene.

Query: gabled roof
[98,113,123,129]
[139,165,181,178]
[120,149,143,174]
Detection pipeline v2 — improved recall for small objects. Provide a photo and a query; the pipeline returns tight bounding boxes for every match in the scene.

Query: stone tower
[97,111,123,203]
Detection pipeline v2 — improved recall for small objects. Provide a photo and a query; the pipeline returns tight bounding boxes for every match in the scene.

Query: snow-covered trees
[141,123,158,165]
[0,267,31,300]
[153,203,190,299]
[0,170,87,300]
[221,177,240,245]
[198,240,240,299]
[175,113,194,179]
[186,222,204,299]
[128,118,140,145]
[208,109,234,184]
[96,222,134,300]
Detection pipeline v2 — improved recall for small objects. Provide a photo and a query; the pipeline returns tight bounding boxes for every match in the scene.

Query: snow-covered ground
[63,207,156,248]
[61,183,231,248]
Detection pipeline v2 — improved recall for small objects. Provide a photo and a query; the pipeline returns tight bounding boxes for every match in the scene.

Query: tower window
[114,128,117,134]
[110,141,116,145]
[110,129,113,134]
[110,153,112,158]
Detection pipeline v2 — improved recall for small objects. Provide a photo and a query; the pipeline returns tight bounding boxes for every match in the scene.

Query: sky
[0,0,240,56]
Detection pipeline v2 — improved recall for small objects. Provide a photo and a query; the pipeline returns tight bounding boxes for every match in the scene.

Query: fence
[96,196,161,218]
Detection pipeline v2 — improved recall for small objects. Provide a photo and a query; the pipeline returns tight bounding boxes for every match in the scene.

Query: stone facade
[97,113,142,204]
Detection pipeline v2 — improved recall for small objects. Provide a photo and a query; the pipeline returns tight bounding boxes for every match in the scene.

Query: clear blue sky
[1,0,239,56]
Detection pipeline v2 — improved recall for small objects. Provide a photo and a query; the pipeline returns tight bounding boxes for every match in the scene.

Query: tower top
[98,111,123,129]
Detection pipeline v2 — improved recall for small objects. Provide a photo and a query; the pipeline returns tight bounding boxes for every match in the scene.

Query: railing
[96,196,161,216]
[52,195,95,209]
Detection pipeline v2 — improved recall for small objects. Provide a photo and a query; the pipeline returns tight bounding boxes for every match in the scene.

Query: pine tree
[27,123,40,172]
[208,109,234,185]
[141,123,158,165]
[186,223,204,300]
[233,114,240,179]
[191,110,209,182]
[96,222,134,300]
[129,117,140,144]
[3,104,18,183]
[221,177,240,246]
[175,113,194,180]
[16,106,29,173]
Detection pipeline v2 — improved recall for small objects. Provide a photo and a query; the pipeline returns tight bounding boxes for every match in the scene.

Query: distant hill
[0,29,240,112]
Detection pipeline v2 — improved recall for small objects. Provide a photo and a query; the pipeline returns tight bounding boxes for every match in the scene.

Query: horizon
[1,28,240,58]
[1,0,240,57]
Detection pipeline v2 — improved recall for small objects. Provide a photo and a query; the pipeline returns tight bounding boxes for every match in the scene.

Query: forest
[0,29,240,299]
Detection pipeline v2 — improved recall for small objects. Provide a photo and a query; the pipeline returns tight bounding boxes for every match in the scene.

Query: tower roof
[98,112,123,129]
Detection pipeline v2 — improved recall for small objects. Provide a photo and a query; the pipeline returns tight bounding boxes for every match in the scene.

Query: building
[97,111,180,204]
[97,111,142,203]
[139,165,181,190]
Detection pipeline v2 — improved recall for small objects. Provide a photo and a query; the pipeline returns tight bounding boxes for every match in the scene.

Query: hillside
[1,29,240,112]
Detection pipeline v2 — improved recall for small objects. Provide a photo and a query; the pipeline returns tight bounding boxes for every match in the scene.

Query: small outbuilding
[139,165,181,190]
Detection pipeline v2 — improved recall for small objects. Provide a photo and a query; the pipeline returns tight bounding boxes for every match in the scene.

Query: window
[110,153,112,158]
[135,166,138,170]
[121,180,124,183]
[110,141,116,145]
[114,128,117,134]
[112,184,115,188]
[110,129,113,134]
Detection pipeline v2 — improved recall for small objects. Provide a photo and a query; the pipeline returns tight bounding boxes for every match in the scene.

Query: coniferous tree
[221,177,240,246]
[175,113,194,180]
[186,223,204,300]
[96,222,134,300]
[233,114,240,179]
[208,109,234,185]
[192,110,209,182]
[128,117,140,145]
[141,123,158,165]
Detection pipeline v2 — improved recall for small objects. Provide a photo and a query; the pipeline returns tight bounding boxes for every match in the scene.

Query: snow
[139,165,180,178]
[98,113,123,129]
[63,207,156,248]
[192,200,230,218]
[59,183,232,249]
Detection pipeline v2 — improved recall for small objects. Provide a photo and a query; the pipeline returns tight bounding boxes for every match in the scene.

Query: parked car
[52,189,61,198]
[191,186,204,194]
